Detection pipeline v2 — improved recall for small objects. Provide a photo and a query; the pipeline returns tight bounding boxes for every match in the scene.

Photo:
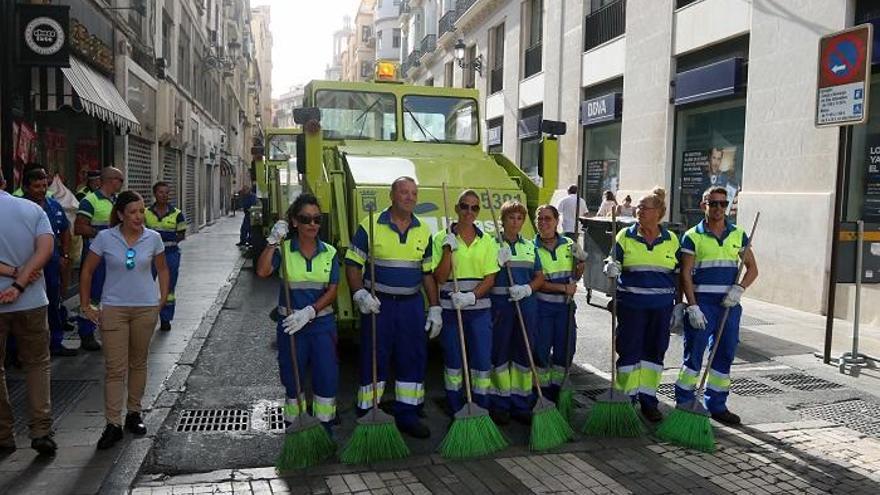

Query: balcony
[523,42,542,78]
[407,49,422,69]
[420,34,436,55]
[439,10,458,39]
[584,0,626,51]
[489,66,503,94]
[455,0,476,16]
[399,0,410,15]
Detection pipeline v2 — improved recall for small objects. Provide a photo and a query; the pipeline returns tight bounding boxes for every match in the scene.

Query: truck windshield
[267,134,297,160]
[402,95,479,144]
[315,90,397,140]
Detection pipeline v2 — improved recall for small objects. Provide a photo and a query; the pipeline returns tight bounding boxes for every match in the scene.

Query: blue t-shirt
[90,226,165,307]
[0,192,53,312]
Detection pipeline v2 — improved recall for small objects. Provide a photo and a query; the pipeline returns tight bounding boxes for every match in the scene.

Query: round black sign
[24,16,65,56]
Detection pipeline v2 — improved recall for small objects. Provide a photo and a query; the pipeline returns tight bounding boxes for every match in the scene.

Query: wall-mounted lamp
[453,39,482,77]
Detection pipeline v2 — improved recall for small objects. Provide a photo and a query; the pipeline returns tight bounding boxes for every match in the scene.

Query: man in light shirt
[556,185,589,240]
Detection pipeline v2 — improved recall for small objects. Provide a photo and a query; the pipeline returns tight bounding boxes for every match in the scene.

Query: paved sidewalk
[0,216,244,495]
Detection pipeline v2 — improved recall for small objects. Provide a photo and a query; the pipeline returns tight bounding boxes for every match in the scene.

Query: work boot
[31,435,57,456]
[97,424,123,450]
[711,410,742,426]
[640,404,663,423]
[159,320,171,332]
[397,420,430,439]
[490,409,511,426]
[0,437,15,459]
[80,334,101,351]
[124,412,147,435]
[51,346,78,357]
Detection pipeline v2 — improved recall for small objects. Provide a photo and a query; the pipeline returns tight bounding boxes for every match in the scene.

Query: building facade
[272,84,305,128]
[251,5,273,129]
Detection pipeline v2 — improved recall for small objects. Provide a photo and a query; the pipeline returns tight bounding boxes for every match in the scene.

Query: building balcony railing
[399,0,410,15]
[489,66,503,94]
[523,42,542,78]
[420,34,436,55]
[401,60,411,75]
[584,0,626,51]
[455,0,476,16]
[439,10,458,39]
[407,49,422,69]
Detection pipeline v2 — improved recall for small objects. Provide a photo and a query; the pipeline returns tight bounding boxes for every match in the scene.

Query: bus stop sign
[816,24,873,127]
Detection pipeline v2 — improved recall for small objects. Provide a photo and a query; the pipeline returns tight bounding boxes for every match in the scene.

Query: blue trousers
[441,308,493,413]
[615,303,672,408]
[240,213,251,244]
[535,302,576,402]
[76,253,105,337]
[276,316,338,423]
[45,256,65,351]
[490,296,538,414]
[674,301,741,413]
[152,248,180,323]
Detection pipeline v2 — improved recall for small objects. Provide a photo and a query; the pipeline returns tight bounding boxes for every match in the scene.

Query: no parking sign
[816,24,873,127]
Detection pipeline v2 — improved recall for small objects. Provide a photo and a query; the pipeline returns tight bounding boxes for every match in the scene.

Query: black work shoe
[397,420,430,439]
[640,405,663,423]
[159,320,171,332]
[0,439,16,458]
[51,346,78,357]
[31,435,57,456]
[711,410,742,426]
[124,412,147,435]
[80,334,101,351]
[97,424,123,450]
[490,409,511,426]
[511,411,533,426]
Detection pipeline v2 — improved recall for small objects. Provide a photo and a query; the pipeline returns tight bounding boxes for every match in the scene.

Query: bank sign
[16,4,70,67]
[580,93,622,127]
[816,24,872,127]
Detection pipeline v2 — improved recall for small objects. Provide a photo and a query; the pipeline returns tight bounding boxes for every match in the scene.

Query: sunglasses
[458,202,481,213]
[296,214,322,225]
[125,248,136,270]
[707,200,730,208]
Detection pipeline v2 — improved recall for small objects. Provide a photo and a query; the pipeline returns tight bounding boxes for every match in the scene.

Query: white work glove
[424,306,442,339]
[670,303,687,333]
[451,291,477,309]
[442,232,458,251]
[508,284,532,302]
[353,288,381,314]
[570,242,588,262]
[282,305,316,335]
[267,220,289,245]
[497,245,512,267]
[603,258,621,278]
[686,304,708,331]
[722,284,745,308]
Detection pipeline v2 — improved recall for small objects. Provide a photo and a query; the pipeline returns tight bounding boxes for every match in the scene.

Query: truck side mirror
[541,119,567,136]
[296,134,306,175]
[293,107,321,125]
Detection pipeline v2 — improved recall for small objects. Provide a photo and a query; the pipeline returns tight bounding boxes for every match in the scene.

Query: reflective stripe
[536,366,551,387]
[490,364,511,397]
[357,382,386,409]
[163,241,178,247]
[545,270,572,280]
[624,265,674,274]
[549,365,566,386]
[490,286,510,295]
[507,260,534,269]
[445,368,462,391]
[347,245,367,263]
[440,298,491,310]
[695,260,738,269]
[639,360,663,393]
[289,281,328,290]
[615,364,641,395]
[277,305,334,318]
[617,286,676,295]
[471,369,491,395]
[536,292,566,304]
[637,387,657,397]
[373,259,422,269]
[441,280,480,292]
[364,279,421,295]
[706,370,730,392]
[283,395,307,420]
[510,363,533,396]
[694,284,730,294]
[165,292,176,303]
[675,366,699,391]
[313,395,336,422]
[395,381,425,406]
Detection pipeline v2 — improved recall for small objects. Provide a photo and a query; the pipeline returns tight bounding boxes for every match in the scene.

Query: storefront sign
[584,159,618,209]
[487,125,502,146]
[674,58,744,106]
[580,93,622,126]
[816,24,872,127]
[864,135,880,220]
[16,4,70,67]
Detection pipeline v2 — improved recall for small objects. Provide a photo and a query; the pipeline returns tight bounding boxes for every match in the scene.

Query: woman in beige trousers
[80,190,169,450]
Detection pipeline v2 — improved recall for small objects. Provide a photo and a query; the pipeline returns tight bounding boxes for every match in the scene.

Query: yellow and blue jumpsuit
[675,220,749,413]
[272,238,340,425]
[490,235,541,415]
[145,205,187,325]
[345,208,433,428]
[613,224,680,408]
[76,190,114,337]
[534,234,577,401]
[432,225,499,413]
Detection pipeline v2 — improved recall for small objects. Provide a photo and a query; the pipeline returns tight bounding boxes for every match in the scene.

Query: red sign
[816,24,873,127]
[819,29,869,88]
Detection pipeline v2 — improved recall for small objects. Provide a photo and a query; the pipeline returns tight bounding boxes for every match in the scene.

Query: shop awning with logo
[30,57,141,134]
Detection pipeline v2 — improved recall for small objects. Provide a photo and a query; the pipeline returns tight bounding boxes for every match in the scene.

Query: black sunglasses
[707,200,730,208]
[296,214,322,225]
[458,202,480,213]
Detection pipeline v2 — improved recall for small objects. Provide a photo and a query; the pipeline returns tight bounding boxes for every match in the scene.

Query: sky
[251,0,361,98]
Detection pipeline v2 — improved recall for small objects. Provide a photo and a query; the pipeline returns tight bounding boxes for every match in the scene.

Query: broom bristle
[339,422,410,464]
[440,414,509,459]
[276,423,336,471]
[556,388,574,423]
[656,408,715,453]
[582,400,643,438]
[530,406,574,451]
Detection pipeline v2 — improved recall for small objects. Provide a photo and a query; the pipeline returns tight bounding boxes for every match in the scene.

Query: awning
[30,57,141,134]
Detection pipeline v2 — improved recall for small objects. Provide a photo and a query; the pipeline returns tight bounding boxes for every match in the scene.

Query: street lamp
[453,39,482,77]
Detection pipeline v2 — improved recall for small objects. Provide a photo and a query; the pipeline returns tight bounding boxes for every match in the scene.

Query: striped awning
[30,57,141,134]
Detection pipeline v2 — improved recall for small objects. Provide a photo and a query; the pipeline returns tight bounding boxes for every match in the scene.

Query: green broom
[340,204,410,464]
[274,169,335,471]
[486,193,573,451]
[656,212,760,453]
[556,174,584,422]
[439,183,509,460]
[582,209,642,438]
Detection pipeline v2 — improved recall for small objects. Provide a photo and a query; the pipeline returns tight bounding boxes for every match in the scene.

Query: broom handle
[609,210,618,389]
[694,212,760,397]
[368,206,380,417]
[274,168,306,417]
[442,183,474,406]
[561,176,583,382]
[485,192,545,400]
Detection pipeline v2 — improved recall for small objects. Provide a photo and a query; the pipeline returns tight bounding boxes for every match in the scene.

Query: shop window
[523,0,543,78]
[487,117,503,154]
[846,74,880,221]
[519,105,543,183]
[583,122,621,211]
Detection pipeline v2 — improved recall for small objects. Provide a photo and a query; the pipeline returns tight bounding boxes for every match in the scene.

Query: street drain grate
[581,388,609,401]
[791,399,880,437]
[741,315,772,326]
[657,383,677,400]
[176,409,250,432]
[8,379,95,435]
[765,373,844,391]
[257,405,285,431]
[729,378,784,397]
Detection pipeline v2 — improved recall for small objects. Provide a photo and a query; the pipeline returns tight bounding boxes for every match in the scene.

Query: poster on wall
[864,135,880,220]
[584,159,619,210]
[680,147,740,225]
[75,139,98,189]
[44,127,67,179]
